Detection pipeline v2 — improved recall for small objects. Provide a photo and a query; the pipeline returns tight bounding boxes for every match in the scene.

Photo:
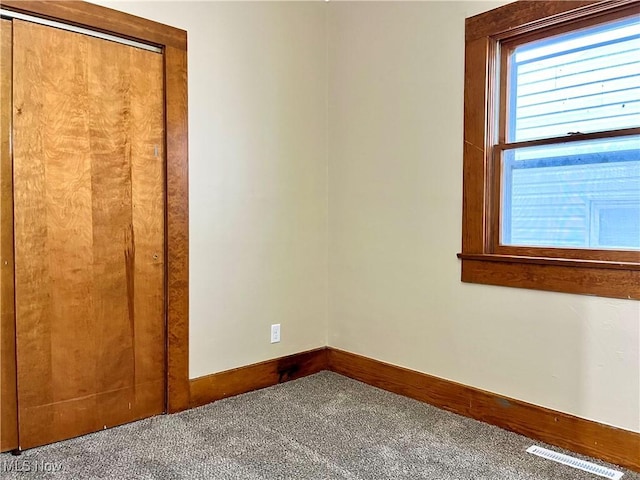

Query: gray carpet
[1,371,637,479]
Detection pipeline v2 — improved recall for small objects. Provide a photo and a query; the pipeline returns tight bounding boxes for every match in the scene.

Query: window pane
[509,15,640,142]
[501,136,640,249]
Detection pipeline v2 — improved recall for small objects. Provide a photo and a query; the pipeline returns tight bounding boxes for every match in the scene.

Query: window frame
[458,0,640,300]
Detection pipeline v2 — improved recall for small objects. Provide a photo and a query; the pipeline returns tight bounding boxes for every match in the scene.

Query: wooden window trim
[1,0,191,411]
[459,0,640,300]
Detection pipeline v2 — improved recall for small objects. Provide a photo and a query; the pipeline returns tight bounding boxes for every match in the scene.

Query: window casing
[459,0,640,300]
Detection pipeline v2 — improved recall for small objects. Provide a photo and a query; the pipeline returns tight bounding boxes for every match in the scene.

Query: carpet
[1,371,637,479]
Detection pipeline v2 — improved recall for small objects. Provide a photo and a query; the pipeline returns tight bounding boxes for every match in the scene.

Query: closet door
[12,20,166,449]
[0,18,18,453]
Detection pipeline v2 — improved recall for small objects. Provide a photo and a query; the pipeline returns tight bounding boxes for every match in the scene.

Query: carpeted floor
[1,371,637,479]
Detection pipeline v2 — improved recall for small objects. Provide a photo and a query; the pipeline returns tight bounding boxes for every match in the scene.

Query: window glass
[501,136,640,249]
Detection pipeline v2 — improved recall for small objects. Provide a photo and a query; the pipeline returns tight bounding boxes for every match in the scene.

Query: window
[459,1,640,300]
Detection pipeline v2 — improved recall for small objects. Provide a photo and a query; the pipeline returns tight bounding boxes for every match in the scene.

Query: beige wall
[327,1,639,433]
[93,1,329,378]
[93,1,639,433]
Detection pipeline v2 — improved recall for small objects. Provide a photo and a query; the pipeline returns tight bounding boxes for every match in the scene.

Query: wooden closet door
[0,18,19,453]
[12,20,166,449]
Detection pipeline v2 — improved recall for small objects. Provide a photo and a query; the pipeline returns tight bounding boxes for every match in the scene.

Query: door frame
[1,0,190,418]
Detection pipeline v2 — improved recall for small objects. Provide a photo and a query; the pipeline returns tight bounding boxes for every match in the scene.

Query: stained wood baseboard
[189,348,328,409]
[327,347,640,473]
[188,346,639,472]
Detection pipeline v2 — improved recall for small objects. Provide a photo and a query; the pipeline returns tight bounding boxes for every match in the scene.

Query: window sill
[457,253,640,300]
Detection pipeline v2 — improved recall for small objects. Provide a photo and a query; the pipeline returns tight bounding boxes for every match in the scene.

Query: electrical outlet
[270,324,281,343]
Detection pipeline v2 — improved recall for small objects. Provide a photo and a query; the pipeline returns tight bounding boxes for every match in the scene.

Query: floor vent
[526,445,624,480]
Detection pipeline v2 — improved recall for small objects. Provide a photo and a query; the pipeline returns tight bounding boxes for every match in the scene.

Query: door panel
[0,18,19,453]
[12,20,165,449]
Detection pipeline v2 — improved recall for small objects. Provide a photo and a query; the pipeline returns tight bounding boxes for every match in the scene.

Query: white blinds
[510,15,640,142]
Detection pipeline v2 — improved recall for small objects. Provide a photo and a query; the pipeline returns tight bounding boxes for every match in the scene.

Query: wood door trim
[0,0,186,49]
[165,45,190,413]
[1,1,190,414]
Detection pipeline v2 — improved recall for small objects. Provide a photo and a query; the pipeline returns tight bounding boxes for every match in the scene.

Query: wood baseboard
[189,348,328,408]
[188,346,639,472]
[327,347,640,472]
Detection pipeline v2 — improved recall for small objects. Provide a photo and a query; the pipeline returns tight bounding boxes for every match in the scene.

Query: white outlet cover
[271,324,281,343]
